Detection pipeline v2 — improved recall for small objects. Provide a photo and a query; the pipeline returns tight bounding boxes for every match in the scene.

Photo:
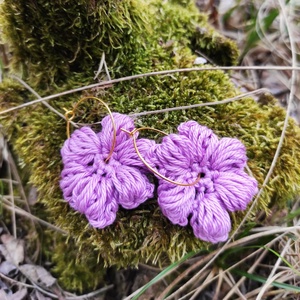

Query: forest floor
[0,0,300,299]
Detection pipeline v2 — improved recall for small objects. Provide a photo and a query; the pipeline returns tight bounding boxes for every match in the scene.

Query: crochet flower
[144,120,258,243]
[60,113,155,228]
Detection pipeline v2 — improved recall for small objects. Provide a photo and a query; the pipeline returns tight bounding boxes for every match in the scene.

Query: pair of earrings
[60,97,258,243]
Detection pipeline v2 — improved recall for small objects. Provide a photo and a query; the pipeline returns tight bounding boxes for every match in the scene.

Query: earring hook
[122,127,201,187]
[64,96,116,162]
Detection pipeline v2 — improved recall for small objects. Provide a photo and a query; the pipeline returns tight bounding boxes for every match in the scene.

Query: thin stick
[130,88,269,117]
[11,75,78,127]
[164,233,285,300]
[1,66,300,115]
[64,285,114,300]
[77,88,269,127]
[153,227,299,300]
[93,52,111,81]
[93,52,106,80]
[7,158,17,238]
[212,269,224,300]
[103,54,112,81]
[189,269,220,300]
[179,269,213,300]
[2,197,67,234]
[0,271,35,288]
[224,272,247,300]
[223,245,269,300]
[263,242,295,297]
[11,76,67,121]
[256,271,289,300]
[7,150,36,231]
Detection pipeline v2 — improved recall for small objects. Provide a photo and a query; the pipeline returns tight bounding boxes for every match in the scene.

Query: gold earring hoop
[64,96,116,162]
[121,127,201,187]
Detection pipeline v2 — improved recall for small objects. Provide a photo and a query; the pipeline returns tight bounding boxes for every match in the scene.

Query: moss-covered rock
[0,0,238,86]
[0,0,299,292]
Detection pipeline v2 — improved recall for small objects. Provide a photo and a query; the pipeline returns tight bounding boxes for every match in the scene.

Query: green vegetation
[0,0,299,292]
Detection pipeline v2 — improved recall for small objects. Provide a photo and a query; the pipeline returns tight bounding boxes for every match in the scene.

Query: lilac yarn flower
[143,120,258,243]
[60,113,155,229]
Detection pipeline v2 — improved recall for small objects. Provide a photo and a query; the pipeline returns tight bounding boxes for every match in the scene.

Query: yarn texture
[60,113,155,228]
[60,113,257,242]
[143,120,258,243]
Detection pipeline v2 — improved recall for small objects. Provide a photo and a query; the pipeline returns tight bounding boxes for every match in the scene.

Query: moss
[0,80,31,139]
[149,0,239,66]
[0,0,151,87]
[0,0,238,89]
[0,0,299,292]
[51,236,106,292]
[1,72,300,270]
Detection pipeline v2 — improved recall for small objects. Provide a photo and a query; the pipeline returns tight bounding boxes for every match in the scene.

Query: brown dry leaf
[19,264,56,288]
[0,234,24,266]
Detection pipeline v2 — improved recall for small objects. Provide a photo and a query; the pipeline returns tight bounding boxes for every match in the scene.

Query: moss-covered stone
[0,0,151,86]
[0,0,299,292]
[0,0,238,86]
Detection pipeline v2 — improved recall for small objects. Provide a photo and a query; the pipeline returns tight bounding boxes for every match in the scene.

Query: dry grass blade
[2,196,66,234]
[1,66,300,116]
[154,226,299,300]
[222,247,270,300]
[1,1,300,298]
[11,75,77,127]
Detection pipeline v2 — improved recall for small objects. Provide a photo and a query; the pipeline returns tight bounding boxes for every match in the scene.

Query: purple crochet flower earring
[125,120,258,243]
[60,97,155,229]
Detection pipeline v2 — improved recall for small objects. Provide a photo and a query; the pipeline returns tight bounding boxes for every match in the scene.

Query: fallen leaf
[19,264,56,288]
[0,290,8,300]
[0,289,27,300]
[30,290,52,300]
[0,279,12,294]
[9,289,27,300]
[0,234,24,266]
[0,261,18,277]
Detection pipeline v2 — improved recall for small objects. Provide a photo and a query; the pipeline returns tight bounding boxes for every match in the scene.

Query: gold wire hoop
[121,127,201,187]
[64,96,116,162]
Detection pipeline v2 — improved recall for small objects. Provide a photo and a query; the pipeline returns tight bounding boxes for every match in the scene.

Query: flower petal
[158,178,195,226]
[60,114,154,229]
[112,165,154,209]
[99,113,135,155]
[84,176,119,228]
[209,138,247,171]
[154,134,195,173]
[213,171,258,211]
[190,193,231,243]
[61,127,101,163]
[177,121,219,166]
[116,138,156,170]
